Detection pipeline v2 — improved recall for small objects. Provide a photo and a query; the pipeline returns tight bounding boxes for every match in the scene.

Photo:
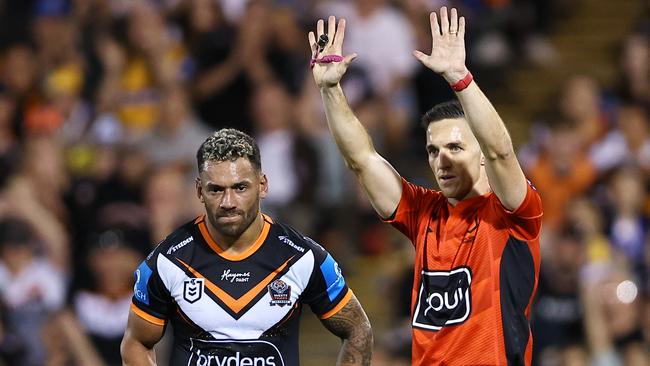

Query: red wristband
[450,71,473,92]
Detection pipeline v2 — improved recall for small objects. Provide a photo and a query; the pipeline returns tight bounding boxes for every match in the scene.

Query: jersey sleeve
[302,245,353,319]
[381,178,442,244]
[131,251,172,326]
[499,180,543,241]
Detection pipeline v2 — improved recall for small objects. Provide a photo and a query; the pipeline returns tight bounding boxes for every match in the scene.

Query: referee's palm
[308,16,357,89]
[414,7,467,78]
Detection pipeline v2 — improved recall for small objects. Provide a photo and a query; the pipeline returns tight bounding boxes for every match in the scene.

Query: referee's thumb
[343,53,358,67]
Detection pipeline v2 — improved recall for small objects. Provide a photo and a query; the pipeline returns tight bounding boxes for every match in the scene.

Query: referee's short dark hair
[421,100,466,128]
[196,129,262,173]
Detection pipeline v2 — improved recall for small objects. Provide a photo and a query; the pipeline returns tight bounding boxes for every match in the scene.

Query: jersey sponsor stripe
[176,256,294,314]
[320,254,345,301]
[131,303,166,326]
[134,262,153,305]
[319,288,353,319]
[197,215,272,261]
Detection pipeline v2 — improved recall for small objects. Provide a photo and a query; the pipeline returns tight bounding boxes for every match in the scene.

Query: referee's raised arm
[413,7,527,211]
[309,16,403,220]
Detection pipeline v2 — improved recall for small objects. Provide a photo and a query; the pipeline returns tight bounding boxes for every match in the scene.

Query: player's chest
[160,251,312,336]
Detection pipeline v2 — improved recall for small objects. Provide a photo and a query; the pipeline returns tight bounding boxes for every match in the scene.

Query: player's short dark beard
[206,197,260,240]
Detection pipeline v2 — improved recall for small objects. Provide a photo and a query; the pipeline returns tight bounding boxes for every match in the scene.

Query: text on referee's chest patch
[412,267,472,331]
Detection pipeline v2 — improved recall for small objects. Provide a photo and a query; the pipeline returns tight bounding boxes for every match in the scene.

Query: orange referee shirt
[384,178,542,365]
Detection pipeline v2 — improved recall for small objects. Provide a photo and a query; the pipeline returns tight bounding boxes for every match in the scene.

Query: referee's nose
[436,150,453,169]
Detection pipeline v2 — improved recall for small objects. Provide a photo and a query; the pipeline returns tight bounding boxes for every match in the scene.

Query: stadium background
[0,0,647,365]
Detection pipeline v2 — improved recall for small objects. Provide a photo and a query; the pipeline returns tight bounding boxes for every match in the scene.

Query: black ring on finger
[317,34,329,52]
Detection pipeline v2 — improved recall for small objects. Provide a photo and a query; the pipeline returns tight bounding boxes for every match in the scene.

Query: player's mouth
[217,213,242,223]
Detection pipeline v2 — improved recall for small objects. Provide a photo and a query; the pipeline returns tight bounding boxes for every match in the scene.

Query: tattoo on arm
[321,294,373,366]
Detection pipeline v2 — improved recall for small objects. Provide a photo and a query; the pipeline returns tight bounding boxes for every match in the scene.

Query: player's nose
[219,189,237,209]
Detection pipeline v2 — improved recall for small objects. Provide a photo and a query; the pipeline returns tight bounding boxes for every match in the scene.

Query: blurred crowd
[0,0,645,365]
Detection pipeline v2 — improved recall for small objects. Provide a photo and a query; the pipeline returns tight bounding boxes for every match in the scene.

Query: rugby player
[120,129,373,366]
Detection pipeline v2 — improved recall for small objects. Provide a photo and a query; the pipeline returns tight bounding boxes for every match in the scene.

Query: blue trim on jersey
[134,262,153,305]
[320,254,345,302]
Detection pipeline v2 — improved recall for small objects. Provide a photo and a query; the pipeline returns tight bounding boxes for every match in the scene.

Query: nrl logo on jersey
[183,278,204,304]
[268,279,292,307]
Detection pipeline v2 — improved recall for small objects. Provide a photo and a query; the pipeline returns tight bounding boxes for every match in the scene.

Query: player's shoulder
[270,220,327,257]
[145,218,199,262]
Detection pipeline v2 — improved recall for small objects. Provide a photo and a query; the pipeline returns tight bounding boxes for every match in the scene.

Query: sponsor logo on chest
[412,267,472,331]
[189,339,284,366]
[220,269,251,283]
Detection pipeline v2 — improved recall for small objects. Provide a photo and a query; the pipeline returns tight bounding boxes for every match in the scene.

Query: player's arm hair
[320,85,402,219]
[454,82,527,211]
[121,310,165,366]
[320,294,373,366]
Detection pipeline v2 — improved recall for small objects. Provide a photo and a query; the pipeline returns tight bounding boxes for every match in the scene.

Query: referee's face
[426,118,483,201]
[197,158,268,240]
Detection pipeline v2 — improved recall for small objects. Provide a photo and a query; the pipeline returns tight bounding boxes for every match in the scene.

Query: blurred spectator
[95,2,189,142]
[0,301,27,365]
[317,0,418,96]
[0,217,66,366]
[590,105,650,176]
[617,33,649,108]
[559,75,610,150]
[68,226,145,365]
[11,136,70,220]
[526,117,597,230]
[140,86,211,169]
[144,165,202,242]
[0,43,39,139]
[253,82,319,218]
[532,224,586,365]
[602,168,649,283]
[185,0,253,132]
[581,250,648,366]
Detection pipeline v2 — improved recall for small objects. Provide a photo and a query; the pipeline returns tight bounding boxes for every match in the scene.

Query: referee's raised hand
[413,7,469,85]
[308,16,357,89]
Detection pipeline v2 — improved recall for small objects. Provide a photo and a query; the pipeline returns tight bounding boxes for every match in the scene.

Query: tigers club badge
[268,279,292,307]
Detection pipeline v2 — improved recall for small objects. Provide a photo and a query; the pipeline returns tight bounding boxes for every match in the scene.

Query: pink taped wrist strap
[310,55,344,68]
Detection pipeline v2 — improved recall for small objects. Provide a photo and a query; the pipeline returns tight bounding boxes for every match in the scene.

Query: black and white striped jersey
[131,214,352,366]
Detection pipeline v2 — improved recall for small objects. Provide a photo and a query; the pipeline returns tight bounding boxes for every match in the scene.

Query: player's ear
[196,177,204,203]
[259,174,268,199]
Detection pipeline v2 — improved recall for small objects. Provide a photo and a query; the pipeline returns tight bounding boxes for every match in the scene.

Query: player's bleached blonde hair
[196,128,261,173]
